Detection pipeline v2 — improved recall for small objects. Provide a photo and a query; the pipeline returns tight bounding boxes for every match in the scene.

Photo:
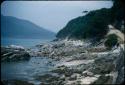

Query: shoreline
[1,39,124,85]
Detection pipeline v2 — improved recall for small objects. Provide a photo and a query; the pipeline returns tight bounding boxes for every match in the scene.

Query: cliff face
[115,47,124,84]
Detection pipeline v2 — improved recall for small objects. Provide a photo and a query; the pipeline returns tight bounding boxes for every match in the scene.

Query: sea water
[1,37,51,48]
[1,37,57,84]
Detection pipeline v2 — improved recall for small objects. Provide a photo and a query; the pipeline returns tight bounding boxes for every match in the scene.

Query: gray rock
[1,46,30,62]
[91,75,113,84]
[28,40,124,84]
[82,71,94,77]
[60,75,65,80]
[69,73,81,80]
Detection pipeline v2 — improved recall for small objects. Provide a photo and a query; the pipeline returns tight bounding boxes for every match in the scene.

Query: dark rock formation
[1,46,30,62]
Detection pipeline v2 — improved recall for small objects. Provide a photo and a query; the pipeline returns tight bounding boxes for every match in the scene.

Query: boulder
[1,46,30,62]
[82,71,94,77]
[69,73,81,80]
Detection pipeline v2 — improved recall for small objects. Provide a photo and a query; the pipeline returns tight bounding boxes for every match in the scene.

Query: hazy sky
[1,1,113,33]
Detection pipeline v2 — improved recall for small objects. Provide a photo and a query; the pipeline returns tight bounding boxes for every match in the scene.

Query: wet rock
[1,46,30,62]
[36,74,64,85]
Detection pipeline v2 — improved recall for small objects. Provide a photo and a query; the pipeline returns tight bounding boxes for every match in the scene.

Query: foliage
[56,8,113,39]
[56,0,124,40]
[104,34,118,49]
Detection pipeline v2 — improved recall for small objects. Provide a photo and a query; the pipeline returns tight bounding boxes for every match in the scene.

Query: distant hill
[1,15,55,39]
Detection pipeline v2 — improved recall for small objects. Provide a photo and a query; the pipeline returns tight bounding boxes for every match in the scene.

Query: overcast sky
[1,1,113,33]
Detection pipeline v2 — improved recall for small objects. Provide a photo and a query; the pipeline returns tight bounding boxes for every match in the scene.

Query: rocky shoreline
[30,39,124,85]
[1,40,124,85]
[1,45,30,62]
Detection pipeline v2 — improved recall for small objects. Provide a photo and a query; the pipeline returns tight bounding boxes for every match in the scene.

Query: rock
[9,45,25,50]
[36,44,44,48]
[115,49,125,84]
[82,71,94,77]
[51,65,68,74]
[1,46,30,62]
[69,73,81,80]
[23,40,124,84]
[91,75,113,84]
[35,74,65,85]
[60,75,65,80]
[116,67,124,84]
[52,43,65,48]
[2,80,34,85]
[69,74,77,80]
[89,54,116,74]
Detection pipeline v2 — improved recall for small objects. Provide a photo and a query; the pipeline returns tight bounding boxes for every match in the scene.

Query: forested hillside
[56,0,124,40]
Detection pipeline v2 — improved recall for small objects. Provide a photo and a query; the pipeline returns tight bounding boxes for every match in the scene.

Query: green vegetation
[56,8,113,40]
[104,34,118,49]
[56,0,124,40]
[111,0,125,33]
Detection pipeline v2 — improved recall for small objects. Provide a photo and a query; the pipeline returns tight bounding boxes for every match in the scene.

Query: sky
[1,1,113,33]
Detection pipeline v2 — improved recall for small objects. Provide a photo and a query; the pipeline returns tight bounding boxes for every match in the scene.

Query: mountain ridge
[1,15,55,39]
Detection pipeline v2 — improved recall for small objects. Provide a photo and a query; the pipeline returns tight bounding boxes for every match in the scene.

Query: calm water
[1,38,52,48]
[1,57,58,84]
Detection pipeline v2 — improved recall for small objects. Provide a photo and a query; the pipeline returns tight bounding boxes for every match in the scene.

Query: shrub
[104,34,118,49]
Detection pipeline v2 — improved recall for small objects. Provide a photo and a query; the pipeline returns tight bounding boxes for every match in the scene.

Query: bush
[104,34,118,49]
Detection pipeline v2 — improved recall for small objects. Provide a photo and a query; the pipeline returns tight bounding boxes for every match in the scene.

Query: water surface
[1,57,58,84]
[1,38,57,84]
[1,38,51,48]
